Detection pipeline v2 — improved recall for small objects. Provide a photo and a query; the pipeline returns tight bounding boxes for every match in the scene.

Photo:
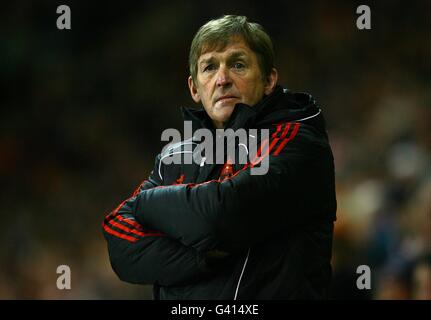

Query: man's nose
[216,66,232,87]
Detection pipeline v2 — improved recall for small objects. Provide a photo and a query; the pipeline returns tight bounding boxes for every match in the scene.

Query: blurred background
[1,0,430,299]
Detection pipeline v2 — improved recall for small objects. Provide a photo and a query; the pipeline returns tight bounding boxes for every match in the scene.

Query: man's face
[188,37,277,128]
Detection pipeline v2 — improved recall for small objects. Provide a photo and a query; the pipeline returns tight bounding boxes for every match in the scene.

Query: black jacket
[102,85,337,299]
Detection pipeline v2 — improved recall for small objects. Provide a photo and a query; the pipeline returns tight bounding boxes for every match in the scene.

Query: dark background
[1,0,430,299]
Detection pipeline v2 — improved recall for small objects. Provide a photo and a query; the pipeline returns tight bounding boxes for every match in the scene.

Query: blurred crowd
[1,1,430,299]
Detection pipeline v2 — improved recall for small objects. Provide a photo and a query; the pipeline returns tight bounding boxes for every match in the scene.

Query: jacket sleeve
[102,155,215,286]
[131,122,337,252]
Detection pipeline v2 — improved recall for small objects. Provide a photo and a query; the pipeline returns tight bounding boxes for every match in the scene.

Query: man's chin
[214,105,235,121]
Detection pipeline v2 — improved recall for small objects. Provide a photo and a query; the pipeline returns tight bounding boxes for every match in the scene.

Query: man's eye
[233,62,245,70]
[203,64,216,72]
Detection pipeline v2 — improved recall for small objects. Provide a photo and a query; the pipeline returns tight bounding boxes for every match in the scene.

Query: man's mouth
[216,95,238,103]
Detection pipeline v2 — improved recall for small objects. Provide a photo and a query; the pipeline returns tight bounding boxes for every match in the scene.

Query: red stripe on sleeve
[103,224,138,242]
[108,219,163,238]
[278,122,292,140]
[273,122,301,156]
[115,214,144,230]
[271,122,283,139]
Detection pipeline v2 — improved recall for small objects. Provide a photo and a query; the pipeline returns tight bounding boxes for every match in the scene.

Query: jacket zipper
[234,248,250,300]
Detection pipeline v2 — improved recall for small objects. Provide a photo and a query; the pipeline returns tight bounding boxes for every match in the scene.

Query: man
[102,15,337,299]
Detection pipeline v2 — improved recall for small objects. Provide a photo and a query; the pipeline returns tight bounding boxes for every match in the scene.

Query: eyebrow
[199,57,215,68]
[228,51,248,61]
[199,50,248,67]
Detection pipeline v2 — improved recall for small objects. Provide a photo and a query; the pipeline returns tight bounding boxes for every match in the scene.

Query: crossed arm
[102,156,215,286]
[103,123,334,285]
[131,127,321,252]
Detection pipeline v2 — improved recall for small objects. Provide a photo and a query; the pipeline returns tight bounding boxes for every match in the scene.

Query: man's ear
[264,68,278,95]
[188,76,201,103]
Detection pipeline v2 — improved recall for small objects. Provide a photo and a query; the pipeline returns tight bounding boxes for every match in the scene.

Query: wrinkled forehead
[199,36,250,60]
